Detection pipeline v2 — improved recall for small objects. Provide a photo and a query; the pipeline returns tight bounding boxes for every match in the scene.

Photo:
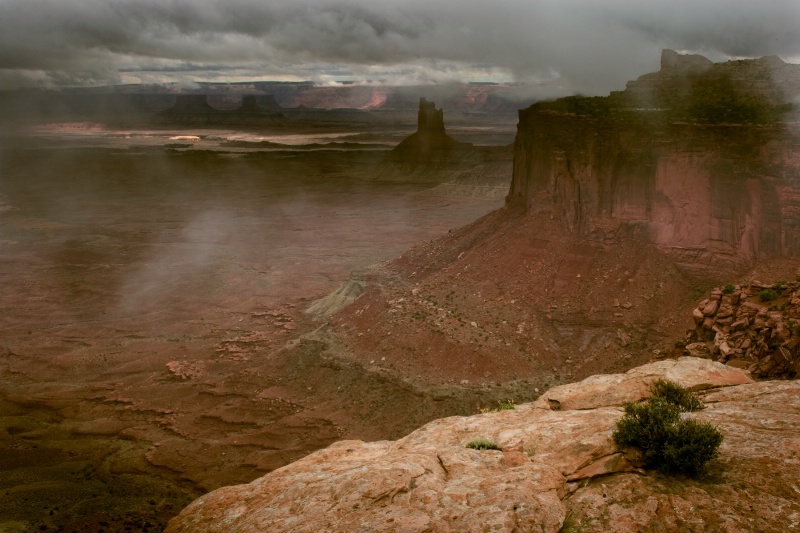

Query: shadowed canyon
[2,51,800,532]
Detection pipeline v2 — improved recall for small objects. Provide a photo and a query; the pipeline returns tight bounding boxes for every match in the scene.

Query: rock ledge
[165,357,800,532]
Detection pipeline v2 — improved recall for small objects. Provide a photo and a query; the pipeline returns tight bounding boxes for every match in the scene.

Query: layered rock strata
[510,50,800,276]
[165,357,800,532]
[685,280,800,377]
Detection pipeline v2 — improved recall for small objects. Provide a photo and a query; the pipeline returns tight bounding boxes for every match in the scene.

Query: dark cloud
[0,0,798,92]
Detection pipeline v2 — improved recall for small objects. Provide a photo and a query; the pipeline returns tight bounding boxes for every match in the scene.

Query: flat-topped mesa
[659,48,713,72]
[163,94,219,114]
[509,50,800,277]
[234,94,283,115]
[158,93,284,124]
[417,97,445,133]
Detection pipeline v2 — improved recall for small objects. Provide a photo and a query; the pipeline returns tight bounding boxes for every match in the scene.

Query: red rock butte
[384,97,471,170]
[417,97,445,132]
[509,49,800,277]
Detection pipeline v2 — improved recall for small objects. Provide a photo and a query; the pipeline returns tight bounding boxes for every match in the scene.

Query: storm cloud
[0,0,798,93]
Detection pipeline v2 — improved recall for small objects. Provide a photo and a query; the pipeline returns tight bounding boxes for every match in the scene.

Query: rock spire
[417,97,445,133]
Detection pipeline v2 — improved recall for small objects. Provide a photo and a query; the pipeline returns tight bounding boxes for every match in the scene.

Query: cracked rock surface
[165,357,800,532]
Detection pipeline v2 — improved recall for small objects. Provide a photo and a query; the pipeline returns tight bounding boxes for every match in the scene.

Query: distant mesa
[623,48,800,115]
[234,94,283,114]
[159,94,284,124]
[658,48,713,73]
[163,94,219,114]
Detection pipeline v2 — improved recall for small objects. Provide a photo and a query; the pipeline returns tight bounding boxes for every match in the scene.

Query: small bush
[760,289,778,302]
[660,419,724,475]
[478,399,516,414]
[613,399,681,466]
[722,283,735,294]
[650,379,704,412]
[613,383,722,476]
[496,399,515,411]
[465,438,501,451]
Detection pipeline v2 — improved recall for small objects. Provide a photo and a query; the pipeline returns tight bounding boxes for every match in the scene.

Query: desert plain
[0,117,513,532]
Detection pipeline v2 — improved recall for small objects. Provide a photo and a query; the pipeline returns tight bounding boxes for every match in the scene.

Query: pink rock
[702,299,720,316]
[532,357,752,411]
[166,360,798,533]
[716,304,734,319]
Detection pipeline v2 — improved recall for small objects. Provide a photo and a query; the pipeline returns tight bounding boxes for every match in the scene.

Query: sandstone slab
[166,358,797,532]
[530,356,752,411]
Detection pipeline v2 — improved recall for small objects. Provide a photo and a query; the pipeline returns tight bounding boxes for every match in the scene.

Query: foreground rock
[165,357,800,532]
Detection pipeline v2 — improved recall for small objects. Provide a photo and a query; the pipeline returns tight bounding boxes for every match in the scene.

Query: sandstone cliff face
[165,357,800,532]
[510,51,800,276]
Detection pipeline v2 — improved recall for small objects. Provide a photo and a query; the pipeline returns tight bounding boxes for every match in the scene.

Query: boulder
[531,357,751,411]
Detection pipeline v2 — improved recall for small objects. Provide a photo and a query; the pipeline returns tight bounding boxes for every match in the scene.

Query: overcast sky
[0,0,798,94]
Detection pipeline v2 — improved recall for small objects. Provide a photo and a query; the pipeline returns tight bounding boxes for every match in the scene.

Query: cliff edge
[165,357,800,532]
[509,50,800,277]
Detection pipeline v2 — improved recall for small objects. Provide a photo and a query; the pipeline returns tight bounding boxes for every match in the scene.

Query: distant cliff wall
[159,94,284,124]
[510,51,800,275]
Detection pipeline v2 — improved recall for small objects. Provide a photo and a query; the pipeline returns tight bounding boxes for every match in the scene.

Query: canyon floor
[0,119,521,532]
[3,115,797,532]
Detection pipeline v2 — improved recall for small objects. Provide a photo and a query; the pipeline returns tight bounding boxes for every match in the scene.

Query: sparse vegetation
[613,380,722,476]
[649,379,704,412]
[479,399,516,413]
[759,288,778,302]
[496,399,515,411]
[559,511,583,533]
[722,283,735,294]
[465,438,501,451]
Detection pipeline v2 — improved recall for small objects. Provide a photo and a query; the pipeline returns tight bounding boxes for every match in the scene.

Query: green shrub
[613,383,722,476]
[496,399,515,411]
[760,289,778,302]
[478,399,516,414]
[659,419,724,475]
[722,283,735,294]
[465,438,501,451]
[613,399,680,465]
[650,379,704,412]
